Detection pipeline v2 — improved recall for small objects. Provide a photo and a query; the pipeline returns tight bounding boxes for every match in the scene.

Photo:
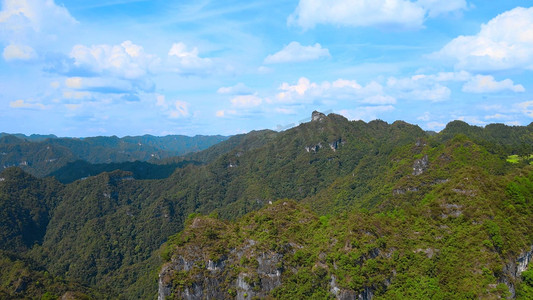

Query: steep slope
[23,112,428,297]
[0,168,62,252]
[2,113,532,299]
[159,135,533,299]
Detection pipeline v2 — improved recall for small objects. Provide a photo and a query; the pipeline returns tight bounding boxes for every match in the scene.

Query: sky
[1,0,533,137]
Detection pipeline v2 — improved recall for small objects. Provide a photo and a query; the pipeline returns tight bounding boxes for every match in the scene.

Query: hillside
[160,135,533,299]
[0,112,532,299]
[0,133,228,177]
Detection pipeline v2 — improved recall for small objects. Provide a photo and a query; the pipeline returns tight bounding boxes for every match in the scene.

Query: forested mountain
[0,112,532,299]
[0,133,228,177]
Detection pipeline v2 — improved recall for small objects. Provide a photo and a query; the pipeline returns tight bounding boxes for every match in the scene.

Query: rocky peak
[311,111,326,122]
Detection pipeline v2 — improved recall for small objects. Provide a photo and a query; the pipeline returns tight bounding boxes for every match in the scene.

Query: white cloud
[275,107,297,114]
[168,42,212,74]
[417,111,431,121]
[289,0,425,29]
[339,105,395,122]
[2,44,36,61]
[331,79,362,89]
[64,76,135,94]
[462,75,525,93]
[457,115,486,126]
[362,95,396,105]
[70,41,160,79]
[215,109,237,118]
[264,42,330,64]
[273,77,394,105]
[65,77,82,89]
[153,94,190,118]
[433,7,533,71]
[484,113,509,120]
[9,99,46,109]
[288,0,467,30]
[62,91,91,100]
[230,94,263,108]
[0,0,77,60]
[417,0,467,18]
[217,83,253,95]
[421,70,471,82]
[168,100,190,118]
[386,76,451,101]
[426,121,446,131]
[518,101,533,118]
[50,81,60,89]
[0,0,77,32]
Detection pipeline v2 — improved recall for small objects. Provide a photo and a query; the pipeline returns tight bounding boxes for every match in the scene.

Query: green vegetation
[1,114,532,298]
[0,133,227,177]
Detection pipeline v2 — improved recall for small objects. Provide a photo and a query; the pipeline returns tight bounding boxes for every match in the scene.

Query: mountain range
[0,111,532,299]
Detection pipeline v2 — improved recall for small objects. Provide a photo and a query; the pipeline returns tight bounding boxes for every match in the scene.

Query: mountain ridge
[0,113,532,299]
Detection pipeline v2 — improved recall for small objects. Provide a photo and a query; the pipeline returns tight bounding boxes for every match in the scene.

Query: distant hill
[0,133,228,177]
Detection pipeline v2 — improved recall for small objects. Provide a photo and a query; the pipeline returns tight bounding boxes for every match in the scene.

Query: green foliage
[0,133,227,177]
[2,115,533,299]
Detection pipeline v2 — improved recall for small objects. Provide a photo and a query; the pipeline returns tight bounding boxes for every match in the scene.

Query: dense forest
[0,133,228,177]
[0,112,532,299]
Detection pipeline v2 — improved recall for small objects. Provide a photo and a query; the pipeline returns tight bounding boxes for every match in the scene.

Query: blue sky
[1,0,532,137]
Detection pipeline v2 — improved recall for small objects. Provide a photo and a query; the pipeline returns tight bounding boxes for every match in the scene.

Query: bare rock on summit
[311,111,326,122]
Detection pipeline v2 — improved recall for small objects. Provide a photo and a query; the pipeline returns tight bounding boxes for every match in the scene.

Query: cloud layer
[264,42,330,64]
[434,7,533,71]
[288,0,467,30]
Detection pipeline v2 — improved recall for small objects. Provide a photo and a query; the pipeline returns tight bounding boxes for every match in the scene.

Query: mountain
[159,134,533,299]
[0,112,532,299]
[0,134,228,177]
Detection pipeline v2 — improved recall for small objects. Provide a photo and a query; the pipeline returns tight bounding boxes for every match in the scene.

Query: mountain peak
[311,111,326,122]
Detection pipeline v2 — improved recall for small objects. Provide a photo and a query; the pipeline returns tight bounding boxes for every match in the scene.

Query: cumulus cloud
[69,41,160,79]
[264,42,330,64]
[274,77,393,105]
[2,44,36,61]
[386,71,524,100]
[167,42,212,74]
[9,99,46,109]
[462,75,525,93]
[0,0,77,60]
[433,7,533,71]
[0,0,77,32]
[339,106,395,122]
[288,0,467,30]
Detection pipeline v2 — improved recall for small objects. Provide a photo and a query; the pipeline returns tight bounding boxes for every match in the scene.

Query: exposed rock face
[329,138,345,152]
[500,245,533,298]
[158,240,284,300]
[305,139,345,153]
[311,111,327,122]
[412,155,429,176]
[305,143,323,153]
